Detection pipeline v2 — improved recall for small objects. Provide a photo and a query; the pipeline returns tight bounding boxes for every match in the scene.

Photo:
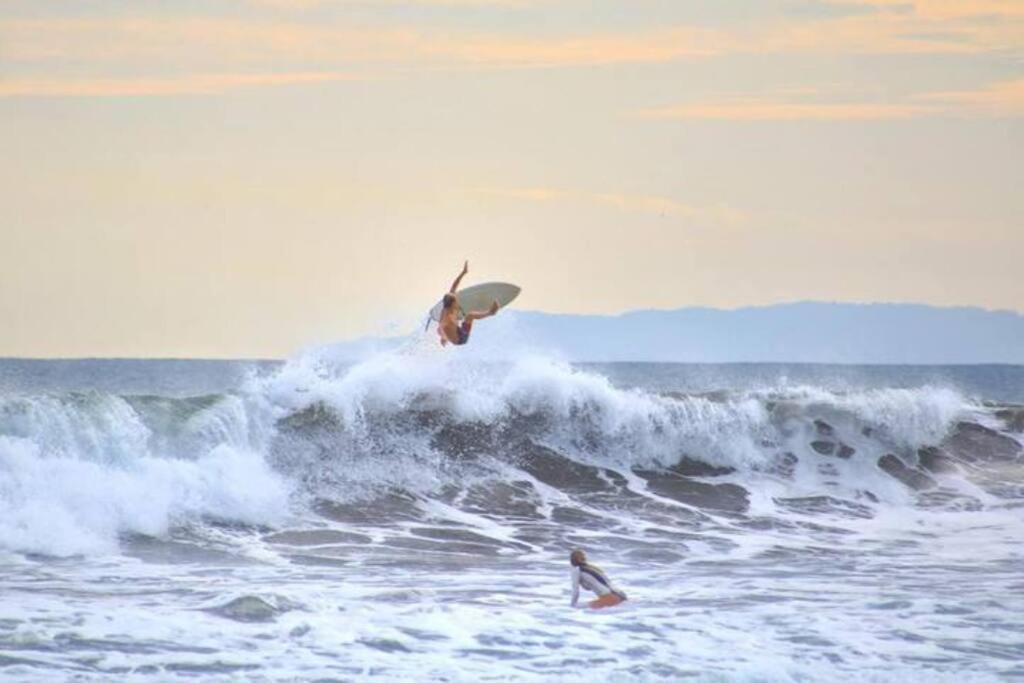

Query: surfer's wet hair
[570,549,587,567]
[442,294,456,309]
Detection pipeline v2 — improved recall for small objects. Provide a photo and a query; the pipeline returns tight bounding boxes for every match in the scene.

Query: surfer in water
[438,261,500,347]
[570,549,627,609]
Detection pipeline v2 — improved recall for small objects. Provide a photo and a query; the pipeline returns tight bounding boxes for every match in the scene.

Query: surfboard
[428,282,521,323]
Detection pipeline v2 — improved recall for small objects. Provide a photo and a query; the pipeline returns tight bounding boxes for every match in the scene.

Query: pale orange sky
[1,0,1021,357]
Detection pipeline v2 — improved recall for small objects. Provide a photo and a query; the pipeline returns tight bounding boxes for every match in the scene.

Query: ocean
[1,346,1022,681]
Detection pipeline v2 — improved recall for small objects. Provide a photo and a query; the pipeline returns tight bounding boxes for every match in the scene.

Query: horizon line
[2,357,1023,368]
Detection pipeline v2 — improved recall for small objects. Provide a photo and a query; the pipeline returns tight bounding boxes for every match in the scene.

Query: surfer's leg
[588,593,625,609]
[464,300,500,322]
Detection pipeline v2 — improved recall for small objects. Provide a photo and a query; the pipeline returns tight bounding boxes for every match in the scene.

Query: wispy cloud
[0,71,354,97]
[0,2,1019,100]
[635,101,934,121]
[255,0,1024,21]
[474,187,747,225]
[634,79,1024,121]
[918,78,1024,116]
[826,0,1024,21]
[0,19,720,71]
[251,0,541,6]
[808,0,1024,53]
[2,4,1017,74]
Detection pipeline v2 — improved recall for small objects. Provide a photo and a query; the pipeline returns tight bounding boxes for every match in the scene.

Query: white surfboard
[428,282,521,323]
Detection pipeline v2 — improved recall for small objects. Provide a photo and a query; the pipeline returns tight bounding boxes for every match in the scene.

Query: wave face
[1,354,1022,680]
[1,353,1020,556]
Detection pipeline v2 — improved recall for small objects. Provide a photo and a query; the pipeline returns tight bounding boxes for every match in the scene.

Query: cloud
[0,3,1019,100]
[474,187,747,225]
[425,28,720,67]
[826,0,1024,21]
[808,0,1024,52]
[633,79,1024,121]
[253,0,1024,20]
[635,101,935,121]
[250,0,540,6]
[0,19,720,71]
[3,3,1017,76]
[0,72,354,97]
[917,78,1024,116]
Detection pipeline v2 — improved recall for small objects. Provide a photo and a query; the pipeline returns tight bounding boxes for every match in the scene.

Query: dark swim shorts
[455,320,472,345]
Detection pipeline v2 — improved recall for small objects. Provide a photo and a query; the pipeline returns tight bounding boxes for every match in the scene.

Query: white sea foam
[0,430,289,556]
[0,347,988,559]
[0,353,1021,680]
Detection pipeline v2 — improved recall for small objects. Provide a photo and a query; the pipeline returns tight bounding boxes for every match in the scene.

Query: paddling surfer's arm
[570,566,581,607]
[449,260,468,294]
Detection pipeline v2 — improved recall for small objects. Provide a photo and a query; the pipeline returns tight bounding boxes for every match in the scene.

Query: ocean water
[1,347,1022,681]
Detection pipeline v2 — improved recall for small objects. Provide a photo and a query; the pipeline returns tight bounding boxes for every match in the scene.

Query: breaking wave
[0,349,1021,557]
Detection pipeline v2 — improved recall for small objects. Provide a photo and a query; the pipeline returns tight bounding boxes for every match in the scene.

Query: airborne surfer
[438,260,500,347]
[569,549,627,609]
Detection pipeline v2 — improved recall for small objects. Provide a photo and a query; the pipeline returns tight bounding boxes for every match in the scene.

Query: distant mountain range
[335,303,1024,364]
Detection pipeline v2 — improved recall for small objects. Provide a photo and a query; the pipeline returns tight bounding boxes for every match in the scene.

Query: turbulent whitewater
[0,352,1022,681]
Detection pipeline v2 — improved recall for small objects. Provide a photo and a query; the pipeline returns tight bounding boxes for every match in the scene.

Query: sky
[1,0,1022,358]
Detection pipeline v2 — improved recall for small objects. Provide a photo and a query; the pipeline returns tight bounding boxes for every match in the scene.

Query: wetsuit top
[570,563,625,606]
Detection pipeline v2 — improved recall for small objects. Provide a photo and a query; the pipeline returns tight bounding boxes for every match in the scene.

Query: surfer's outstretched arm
[449,260,469,294]
[570,566,581,607]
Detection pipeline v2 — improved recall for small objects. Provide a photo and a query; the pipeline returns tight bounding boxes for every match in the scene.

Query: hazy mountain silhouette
[338,302,1024,364]
[506,303,1024,363]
